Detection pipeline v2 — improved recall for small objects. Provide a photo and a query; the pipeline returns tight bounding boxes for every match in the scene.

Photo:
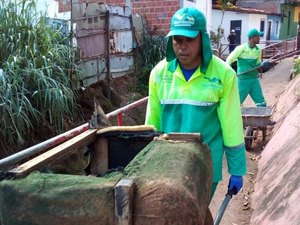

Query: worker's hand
[261,61,271,72]
[228,175,243,195]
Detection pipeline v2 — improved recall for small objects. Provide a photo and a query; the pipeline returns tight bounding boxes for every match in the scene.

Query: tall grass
[134,31,167,95]
[0,0,80,155]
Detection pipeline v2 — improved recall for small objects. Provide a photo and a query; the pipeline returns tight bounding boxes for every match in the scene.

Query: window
[275,21,279,36]
[260,20,265,34]
[288,11,291,36]
[281,10,284,23]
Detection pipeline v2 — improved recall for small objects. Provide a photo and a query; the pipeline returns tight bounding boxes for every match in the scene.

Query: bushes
[290,56,300,79]
[135,33,167,95]
[0,0,80,155]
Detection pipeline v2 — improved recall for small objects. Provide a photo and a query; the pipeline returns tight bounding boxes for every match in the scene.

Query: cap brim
[248,32,264,38]
[166,29,199,38]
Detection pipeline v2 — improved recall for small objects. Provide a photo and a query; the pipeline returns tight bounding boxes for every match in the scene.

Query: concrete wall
[183,0,212,32]
[36,0,70,20]
[279,4,299,40]
[250,74,300,225]
[267,15,281,40]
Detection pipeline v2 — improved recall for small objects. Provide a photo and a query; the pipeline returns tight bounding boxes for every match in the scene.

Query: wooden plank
[168,132,201,142]
[9,129,97,178]
[89,137,108,176]
[114,178,135,225]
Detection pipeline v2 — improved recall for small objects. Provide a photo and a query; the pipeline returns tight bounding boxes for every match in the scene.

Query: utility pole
[297,12,300,50]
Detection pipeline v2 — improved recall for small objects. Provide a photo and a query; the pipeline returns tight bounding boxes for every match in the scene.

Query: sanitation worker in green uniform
[145,7,247,199]
[226,28,267,107]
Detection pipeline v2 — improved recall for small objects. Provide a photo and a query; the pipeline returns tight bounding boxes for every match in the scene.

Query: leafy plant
[134,30,167,95]
[210,0,236,51]
[290,56,300,79]
[0,0,81,154]
[210,26,224,50]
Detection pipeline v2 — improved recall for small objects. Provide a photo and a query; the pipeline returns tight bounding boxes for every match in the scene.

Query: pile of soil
[77,75,147,125]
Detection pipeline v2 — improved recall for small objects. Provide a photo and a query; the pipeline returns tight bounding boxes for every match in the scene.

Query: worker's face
[252,35,260,45]
[172,34,202,69]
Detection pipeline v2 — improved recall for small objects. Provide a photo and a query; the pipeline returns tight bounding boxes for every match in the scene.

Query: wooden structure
[0,125,214,225]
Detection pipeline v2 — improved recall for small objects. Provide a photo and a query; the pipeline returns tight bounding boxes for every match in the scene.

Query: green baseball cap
[166,7,206,38]
[165,7,212,73]
[247,28,264,38]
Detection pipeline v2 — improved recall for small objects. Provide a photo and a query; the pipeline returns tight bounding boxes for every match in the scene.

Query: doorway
[266,21,271,41]
[230,20,242,45]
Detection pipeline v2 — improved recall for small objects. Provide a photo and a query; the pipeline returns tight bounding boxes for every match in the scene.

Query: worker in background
[227,29,237,53]
[145,7,246,200]
[226,28,270,107]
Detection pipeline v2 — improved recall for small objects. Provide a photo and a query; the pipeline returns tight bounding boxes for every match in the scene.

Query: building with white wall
[183,0,212,33]
[212,6,281,55]
[36,0,70,20]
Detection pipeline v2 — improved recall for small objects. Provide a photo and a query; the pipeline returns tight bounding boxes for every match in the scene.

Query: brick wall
[131,0,179,35]
[57,0,71,12]
[56,0,180,35]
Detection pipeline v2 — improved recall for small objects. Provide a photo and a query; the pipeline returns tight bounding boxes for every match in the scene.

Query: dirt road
[209,57,294,225]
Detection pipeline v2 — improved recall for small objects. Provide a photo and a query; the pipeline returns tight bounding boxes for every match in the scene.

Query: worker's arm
[225,45,243,66]
[217,67,247,177]
[145,66,162,131]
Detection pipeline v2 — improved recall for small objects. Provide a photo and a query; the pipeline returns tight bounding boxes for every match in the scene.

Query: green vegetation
[135,31,167,95]
[210,0,236,51]
[291,56,300,79]
[0,0,80,154]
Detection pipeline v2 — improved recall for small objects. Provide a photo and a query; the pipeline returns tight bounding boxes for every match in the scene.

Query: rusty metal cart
[241,106,275,150]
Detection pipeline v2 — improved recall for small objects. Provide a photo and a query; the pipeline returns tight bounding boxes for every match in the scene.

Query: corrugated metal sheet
[78,55,134,87]
[72,1,135,87]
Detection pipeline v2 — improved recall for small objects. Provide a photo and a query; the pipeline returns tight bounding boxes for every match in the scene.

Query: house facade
[212,8,267,47]
[211,5,282,55]
[237,0,300,40]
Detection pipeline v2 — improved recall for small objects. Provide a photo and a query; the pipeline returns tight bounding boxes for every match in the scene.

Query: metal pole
[297,13,300,51]
[0,97,149,170]
[214,193,233,225]
[0,123,89,170]
[106,9,111,100]
[237,49,300,77]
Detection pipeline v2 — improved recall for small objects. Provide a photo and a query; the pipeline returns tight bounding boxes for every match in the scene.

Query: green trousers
[210,182,218,202]
[238,78,267,107]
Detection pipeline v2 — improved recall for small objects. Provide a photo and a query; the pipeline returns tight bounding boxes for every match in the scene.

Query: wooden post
[297,13,300,51]
[106,10,111,100]
[115,179,135,225]
[89,137,108,176]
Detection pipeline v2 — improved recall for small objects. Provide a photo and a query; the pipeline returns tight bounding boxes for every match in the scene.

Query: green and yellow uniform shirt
[226,43,262,79]
[145,56,246,182]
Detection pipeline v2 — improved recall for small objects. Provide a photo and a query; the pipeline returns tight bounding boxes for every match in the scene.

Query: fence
[0,97,149,170]
[218,37,298,60]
